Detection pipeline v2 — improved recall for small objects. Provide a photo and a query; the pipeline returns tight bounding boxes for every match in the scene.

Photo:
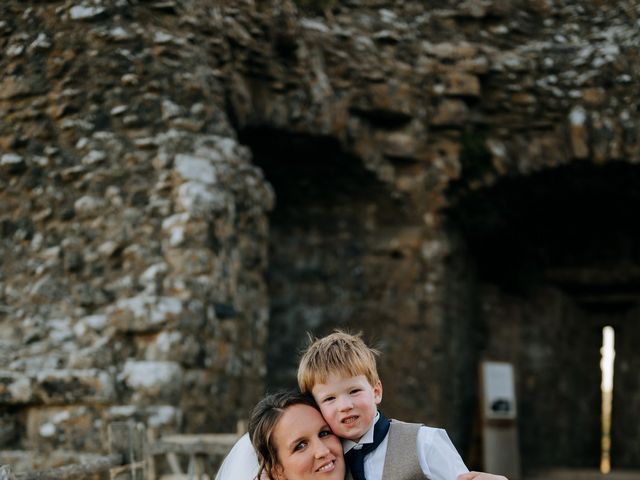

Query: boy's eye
[349,388,361,394]
[323,396,335,403]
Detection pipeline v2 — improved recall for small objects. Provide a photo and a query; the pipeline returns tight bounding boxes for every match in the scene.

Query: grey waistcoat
[345,420,428,480]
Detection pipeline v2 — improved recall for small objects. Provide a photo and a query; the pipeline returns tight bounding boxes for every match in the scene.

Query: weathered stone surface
[174,154,219,185]
[431,99,469,127]
[0,153,25,173]
[109,295,183,332]
[176,182,228,216]
[439,72,481,97]
[25,406,103,451]
[0,372,32,404]
[120,360,183,403]
[350,82,415,124]
[0,370,114,405]
[104,404,181,430]
[569,105,589,159]
[1,0,639,471]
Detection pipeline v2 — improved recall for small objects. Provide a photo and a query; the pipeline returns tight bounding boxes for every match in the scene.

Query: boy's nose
[337,396,353,411]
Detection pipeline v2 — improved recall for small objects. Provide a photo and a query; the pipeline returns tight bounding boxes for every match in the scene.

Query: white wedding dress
[215,433,260,480]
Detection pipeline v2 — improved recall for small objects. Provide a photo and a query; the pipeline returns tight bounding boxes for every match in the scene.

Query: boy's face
[311,374,382,442]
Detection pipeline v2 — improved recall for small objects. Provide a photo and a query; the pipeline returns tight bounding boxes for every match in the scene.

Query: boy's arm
[458,472,508,480]
[416,427,469,480]
[415,429,509,480]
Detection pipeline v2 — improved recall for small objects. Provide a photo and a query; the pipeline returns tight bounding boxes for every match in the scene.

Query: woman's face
[271,403,345,480]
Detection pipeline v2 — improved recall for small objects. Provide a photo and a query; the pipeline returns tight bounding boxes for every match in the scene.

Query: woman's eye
[294,441,307,451]
[319,430,332,438]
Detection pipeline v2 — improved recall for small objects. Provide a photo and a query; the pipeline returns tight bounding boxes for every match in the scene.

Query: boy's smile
[311,373,383,442]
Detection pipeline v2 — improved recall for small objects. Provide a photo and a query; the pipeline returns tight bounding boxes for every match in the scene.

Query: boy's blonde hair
[297,330,380,393]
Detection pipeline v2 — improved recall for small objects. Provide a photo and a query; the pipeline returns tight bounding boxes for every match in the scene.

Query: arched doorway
[239,126,439,423]
[445,161,640,473]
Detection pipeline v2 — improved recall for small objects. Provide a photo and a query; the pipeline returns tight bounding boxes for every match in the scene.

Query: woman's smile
[316,459,336,473]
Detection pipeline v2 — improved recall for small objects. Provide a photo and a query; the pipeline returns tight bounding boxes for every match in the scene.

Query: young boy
[216,330,506,480]
[298,330,466,480]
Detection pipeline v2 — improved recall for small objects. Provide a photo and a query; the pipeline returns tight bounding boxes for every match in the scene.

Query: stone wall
[1,0,274,468]
[2,0,640,473]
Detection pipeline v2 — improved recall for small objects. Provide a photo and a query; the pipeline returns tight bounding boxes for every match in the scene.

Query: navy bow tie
[344,412,391,480]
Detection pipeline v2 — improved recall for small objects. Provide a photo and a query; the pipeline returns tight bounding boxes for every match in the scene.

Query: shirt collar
[342,411,380,453]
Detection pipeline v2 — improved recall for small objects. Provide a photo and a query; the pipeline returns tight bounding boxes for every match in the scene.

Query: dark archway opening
[444,161,640,473]
[447,161,640,300]
[239,127,424,399]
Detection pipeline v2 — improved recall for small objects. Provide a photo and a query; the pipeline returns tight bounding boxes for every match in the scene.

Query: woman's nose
[313,440,330,458]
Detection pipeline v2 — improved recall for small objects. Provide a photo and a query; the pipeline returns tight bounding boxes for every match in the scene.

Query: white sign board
[482,361,517,420]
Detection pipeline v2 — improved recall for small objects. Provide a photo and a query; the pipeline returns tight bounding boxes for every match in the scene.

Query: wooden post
[109,422,147,480]
[146,428,157,480]
[0,465,15,480]
[236,419,247,435]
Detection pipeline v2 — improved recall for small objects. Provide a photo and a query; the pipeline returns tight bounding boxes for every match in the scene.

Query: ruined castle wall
[227,1,640,468]
[1,0,640,471]
[1,1,273,466]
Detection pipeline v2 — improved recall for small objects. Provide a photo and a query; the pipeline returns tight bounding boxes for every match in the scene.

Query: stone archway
[444,161,640,472]
[238,125,440,420]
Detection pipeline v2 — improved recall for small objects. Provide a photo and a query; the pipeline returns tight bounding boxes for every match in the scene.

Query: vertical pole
[146,428,157,480]
[109,422,148,480]
[236,419,247,435]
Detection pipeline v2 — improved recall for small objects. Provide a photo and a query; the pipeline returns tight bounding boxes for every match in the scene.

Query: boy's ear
[373,380,383,404]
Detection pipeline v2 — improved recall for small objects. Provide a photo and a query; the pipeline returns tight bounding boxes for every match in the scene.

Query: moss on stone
[458,130,493,180]
[293,0,336,16]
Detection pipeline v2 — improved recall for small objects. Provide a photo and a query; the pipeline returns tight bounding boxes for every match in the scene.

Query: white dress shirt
[342,413,469,480]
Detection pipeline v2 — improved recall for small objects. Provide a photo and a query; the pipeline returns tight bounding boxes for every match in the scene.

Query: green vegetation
[458,130,493,180]
[293,0,336,16]
[255,0,336,17]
